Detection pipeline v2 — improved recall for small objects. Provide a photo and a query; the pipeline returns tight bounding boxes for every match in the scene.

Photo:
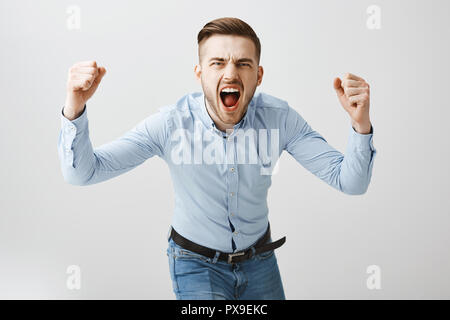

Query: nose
[223,62,239,81]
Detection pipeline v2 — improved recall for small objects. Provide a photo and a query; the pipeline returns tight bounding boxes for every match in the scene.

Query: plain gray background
[1,0,449,299]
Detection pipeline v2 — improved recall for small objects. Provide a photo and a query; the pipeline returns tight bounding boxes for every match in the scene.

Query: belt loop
[212,251,220,264]
[250,246,256,258]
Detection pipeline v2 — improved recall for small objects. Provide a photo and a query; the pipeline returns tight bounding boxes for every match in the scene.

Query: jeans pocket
[169,238,211,263]
[177,248,211,263]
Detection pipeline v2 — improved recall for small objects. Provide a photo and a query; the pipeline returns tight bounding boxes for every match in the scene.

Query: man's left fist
[334,73,372,134]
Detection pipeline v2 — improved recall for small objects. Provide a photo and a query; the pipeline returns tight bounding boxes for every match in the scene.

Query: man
[58,17,377,300]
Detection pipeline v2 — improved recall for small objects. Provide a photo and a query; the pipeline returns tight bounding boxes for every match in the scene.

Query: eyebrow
[208,57,254,64]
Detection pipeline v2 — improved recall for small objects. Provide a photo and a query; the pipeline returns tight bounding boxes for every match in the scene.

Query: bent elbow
[61,170,91,186]
[342,184,369,195]
[63,176,88,186]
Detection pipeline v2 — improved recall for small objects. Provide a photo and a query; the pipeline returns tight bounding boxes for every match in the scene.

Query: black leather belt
[169,223,286,264]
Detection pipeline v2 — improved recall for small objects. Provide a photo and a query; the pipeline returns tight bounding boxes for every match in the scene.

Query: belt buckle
[228,251,245,264]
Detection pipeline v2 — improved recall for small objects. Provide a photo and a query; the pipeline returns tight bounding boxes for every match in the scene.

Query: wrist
[63,104,85,121]
[352,120,372,134]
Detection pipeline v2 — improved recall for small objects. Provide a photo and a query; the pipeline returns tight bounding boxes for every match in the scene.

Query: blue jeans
[166,237,286,300]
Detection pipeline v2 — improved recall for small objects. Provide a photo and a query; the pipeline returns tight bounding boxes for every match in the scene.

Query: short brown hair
[197,17,261,65]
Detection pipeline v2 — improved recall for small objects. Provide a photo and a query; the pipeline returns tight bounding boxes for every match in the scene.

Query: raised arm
[57,60,169,186]
[283,73,377,195]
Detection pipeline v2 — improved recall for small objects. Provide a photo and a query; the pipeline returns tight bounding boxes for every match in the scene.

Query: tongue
[222,93,239,107]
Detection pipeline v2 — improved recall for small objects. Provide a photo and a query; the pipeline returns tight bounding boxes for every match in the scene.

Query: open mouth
[219,88,241,111]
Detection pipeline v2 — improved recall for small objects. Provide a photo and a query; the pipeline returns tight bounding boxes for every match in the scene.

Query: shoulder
[251,92,293,127]
[253,91,290,111]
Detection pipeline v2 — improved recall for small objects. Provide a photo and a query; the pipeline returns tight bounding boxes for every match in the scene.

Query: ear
[194,64,202,83]
[256,65,264,86]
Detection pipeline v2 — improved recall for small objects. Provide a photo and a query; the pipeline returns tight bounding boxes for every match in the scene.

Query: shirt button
[230,192,234,197]
[230,167,235,172]
[233,231,238,235]
[230,212,234,216]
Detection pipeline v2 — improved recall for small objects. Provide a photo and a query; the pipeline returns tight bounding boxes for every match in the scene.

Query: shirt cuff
[60,104,88,133]
[348,123,375,151]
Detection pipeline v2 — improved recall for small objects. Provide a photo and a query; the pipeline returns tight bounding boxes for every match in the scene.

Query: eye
[212,62,222,66]
[239,63,250,67]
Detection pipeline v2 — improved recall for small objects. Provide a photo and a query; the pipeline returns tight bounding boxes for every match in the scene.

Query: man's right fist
[63,60,106,120]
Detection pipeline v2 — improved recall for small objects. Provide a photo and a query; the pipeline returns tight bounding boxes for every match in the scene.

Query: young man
[58,17,376,300]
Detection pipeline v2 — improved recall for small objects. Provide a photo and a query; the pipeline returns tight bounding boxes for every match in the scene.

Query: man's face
[194,34,263,131]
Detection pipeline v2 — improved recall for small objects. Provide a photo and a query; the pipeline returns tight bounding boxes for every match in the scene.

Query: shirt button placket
[227,138,239,247]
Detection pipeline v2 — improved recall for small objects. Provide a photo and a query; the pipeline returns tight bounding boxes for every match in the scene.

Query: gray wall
[0,0,449,299]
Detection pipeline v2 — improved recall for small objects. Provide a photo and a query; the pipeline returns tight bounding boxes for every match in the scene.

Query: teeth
[221,87,240,93]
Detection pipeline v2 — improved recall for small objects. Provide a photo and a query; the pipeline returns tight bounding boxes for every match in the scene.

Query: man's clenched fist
[334,73,372,134]
[63,60,106,120]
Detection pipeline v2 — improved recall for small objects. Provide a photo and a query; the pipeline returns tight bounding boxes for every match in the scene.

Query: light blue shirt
[57,91,377,252]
